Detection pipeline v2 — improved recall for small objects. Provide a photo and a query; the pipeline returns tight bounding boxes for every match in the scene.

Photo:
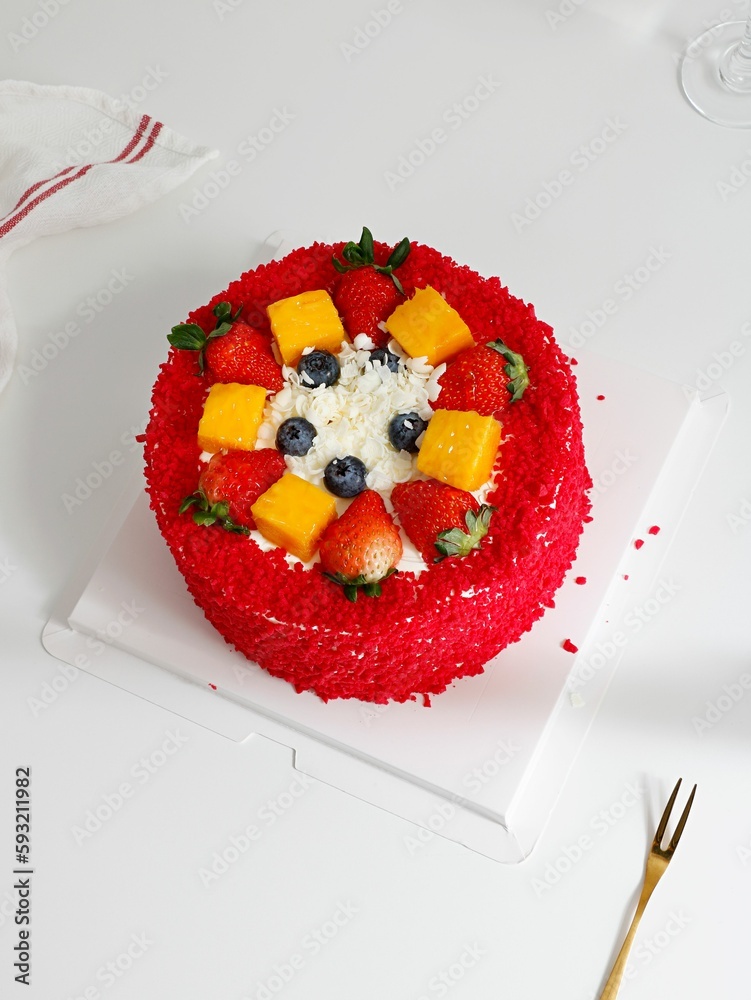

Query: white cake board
[41,243,727,862]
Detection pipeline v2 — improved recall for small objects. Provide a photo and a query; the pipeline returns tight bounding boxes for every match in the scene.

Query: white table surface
[2,1,750,997]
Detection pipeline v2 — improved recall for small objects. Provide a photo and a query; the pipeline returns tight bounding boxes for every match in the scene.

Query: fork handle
[596,884,655,1000]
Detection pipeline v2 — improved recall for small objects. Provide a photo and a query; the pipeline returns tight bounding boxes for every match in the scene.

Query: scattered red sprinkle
[648,525,661,535]
[596,394,605,401]
[583,514,594,523]
[623,574,629,580]
[634,538,644,550]
[570,357,578,365]
[208,683,217,690]
[135,433,146,443]
[562,638,579,654]
[575,576,587,585]
[422,693,431,707]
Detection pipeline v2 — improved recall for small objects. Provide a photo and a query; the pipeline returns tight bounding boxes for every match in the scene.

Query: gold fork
[597,778,697,1000]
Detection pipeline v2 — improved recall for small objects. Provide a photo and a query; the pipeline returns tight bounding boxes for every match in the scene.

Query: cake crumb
[569,692,585,708]
[562,638,578,654]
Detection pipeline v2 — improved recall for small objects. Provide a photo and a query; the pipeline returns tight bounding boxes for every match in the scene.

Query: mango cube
[385,285,475,366]
[267,289,346,366]
[417,409,502,491]
[251,473,338,562]
[197,383,268,453]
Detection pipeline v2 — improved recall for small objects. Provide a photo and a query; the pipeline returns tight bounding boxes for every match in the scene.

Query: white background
[2,1,751,998]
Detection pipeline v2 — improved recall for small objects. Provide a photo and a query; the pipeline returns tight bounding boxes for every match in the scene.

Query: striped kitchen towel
[0,79,217,392]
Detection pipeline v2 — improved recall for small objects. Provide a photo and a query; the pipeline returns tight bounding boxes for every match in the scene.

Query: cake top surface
[146,236,587,630]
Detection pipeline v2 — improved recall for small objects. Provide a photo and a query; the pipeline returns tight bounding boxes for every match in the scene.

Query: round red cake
[144,235,591,704]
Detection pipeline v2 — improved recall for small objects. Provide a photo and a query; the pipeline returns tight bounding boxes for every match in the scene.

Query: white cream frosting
[255,337,444,496]
[202,337,498,575]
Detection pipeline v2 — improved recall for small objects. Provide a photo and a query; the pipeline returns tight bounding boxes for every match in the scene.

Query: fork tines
[653,778,697,854]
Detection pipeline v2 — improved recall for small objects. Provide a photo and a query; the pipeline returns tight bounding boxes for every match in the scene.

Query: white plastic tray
[41,238,728,862]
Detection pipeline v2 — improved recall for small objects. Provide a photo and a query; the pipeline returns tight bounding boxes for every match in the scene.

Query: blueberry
[276,417,317,456]
[324,456,367,498]
[369,348,400,374]
[297,350,340,388]
[388,412,428,453]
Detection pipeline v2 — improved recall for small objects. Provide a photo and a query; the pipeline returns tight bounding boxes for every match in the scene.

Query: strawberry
[391,480,496,564]
[319,490,402,601]
[204,324,283,391]
[432,339,529,416]
[181,449,287,532]
[332,227,410,347]
[168,301,282,392]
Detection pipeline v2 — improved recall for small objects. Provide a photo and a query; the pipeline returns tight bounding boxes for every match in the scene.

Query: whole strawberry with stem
[332,227,410,348]
[319,489,403,601]
[432,339,529,416]
[181,449,287,533]
[391,479,496,564]
[169,302,283,391]
[204,325,282,390]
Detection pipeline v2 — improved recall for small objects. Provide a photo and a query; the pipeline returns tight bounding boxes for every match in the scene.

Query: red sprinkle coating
[648,525,661,535]
[634,538,644,550]
[144,241,592,703]
[562,639,579,654]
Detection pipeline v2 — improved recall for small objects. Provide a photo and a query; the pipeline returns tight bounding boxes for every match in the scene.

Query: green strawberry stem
[168,302,242,375]
[332,227,411,295]
[487,340,530,402]
[179,489,250,535]
[434,505,497,562]
[323,568,398,602]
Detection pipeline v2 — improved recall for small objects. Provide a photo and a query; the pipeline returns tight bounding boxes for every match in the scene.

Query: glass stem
[720,13,751,92]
